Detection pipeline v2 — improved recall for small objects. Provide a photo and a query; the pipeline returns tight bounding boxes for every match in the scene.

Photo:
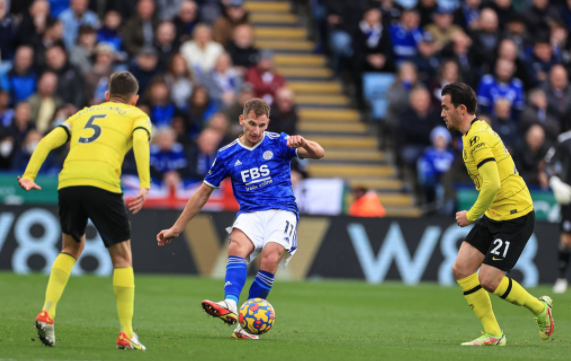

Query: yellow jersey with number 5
[58,102,151,193]
[462,119,533,221]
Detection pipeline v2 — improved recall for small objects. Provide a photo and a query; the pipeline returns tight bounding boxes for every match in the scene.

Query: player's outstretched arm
[156,183,215,246]
[18,126,69,192]
[287,135,325,159]
[127,128,151,214]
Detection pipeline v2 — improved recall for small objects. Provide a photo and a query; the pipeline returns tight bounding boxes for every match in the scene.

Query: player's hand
[127,187,149,214]
[157,227,181,246]
[17,176,41,191]
[456,210,472,227]
[550,176,571,205]
[287,135,307,149]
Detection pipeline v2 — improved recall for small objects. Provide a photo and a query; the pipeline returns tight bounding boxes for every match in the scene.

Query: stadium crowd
[0,0,303,189]
[312,0,571,213]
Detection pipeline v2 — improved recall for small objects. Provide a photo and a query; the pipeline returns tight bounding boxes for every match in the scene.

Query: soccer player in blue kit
[156,98,325,339]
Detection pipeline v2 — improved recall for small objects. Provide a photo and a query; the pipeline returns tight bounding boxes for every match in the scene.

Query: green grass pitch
[0,273,569,361]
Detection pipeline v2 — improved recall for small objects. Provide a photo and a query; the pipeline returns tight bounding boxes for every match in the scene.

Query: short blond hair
[242,98,270,118]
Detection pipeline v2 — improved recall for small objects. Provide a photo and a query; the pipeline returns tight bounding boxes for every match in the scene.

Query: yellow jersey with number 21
[462,119,533,221]
[58,102,151,193]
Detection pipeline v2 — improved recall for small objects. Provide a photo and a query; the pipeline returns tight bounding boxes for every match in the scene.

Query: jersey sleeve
[469,132,496,168]
[133,114,152,139]
[203,152,227,189]
[279,133,298,161]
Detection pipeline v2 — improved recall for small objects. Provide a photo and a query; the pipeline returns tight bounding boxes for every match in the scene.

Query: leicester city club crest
[263,151,274,160]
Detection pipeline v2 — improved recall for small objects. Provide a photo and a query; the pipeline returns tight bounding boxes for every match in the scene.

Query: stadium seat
[362,72,395,120]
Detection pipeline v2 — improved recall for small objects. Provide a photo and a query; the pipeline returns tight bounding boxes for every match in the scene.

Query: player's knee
[62,241,84,259]
[479,273,501,293]
[108,241,132,268]
[452,262,470,280]
[260,252,280,271]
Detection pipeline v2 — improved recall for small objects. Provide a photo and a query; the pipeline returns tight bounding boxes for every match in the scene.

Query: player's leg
[452,220,503,345]
[35,233,84,347]
[247,242,284,300]
[480,212,554,340]
[202,227,255,325]
[554,233,571,293]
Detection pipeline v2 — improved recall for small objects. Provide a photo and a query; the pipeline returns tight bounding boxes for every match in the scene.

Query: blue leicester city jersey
[203,132,299,216]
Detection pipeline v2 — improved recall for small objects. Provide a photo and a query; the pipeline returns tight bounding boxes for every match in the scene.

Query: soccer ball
[239,298,275,335]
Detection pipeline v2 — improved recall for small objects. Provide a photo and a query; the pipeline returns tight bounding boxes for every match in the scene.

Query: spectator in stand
[502,14,529,60]
[213,0,249,47]
[0,0,18,61]
[0,130,15,169]
[562,0,571,33]
[476,58,524,119]
[374,0,402,28]
[415,0,437,28]
[5,102,34,147]
[197,0,224,25]
[129,46,161,95]
[397,87,441,172]
[156,0,186,21]
[429,59,460,108]
[513,124,550,187]
[123,0,160,57]
[526,37,559,88]
[5,46,37,104]
[412,32,441,85]
[164,53,194,111]
[348,186,386,218]
[104,0,138,23]
[227,23,259,71]
[491,98,519,151]
[49,0,72,18]
[520,88,560,142]
[542,65,571,129]
[184,127,221,181]
[207,112,231,144]
[180,23,224,74]
[324,0,369,75]
[150,126,187,186]
[97,10,124,54]
[470,8,501,72]
[550,21,569,64]
[17,0,51,48]
[245,49,286,105]
[70,25,97,74]
[386,62,421,133]
[352,7,394,107]
[44,43,85,109]
[32,18,63,69]
[497,38,532,90]
[425,6,464,52]
[27,71,63,134]
[199,52,242,107]
[0,91,14,128]
[12,129,61,175]
[417,126,454,209]
[482,0,516,31]
[522,0,561,36]
[173,0,199,46]
[144,77,177,128]
[268,87,298,136]
[390,8,423,63]
[84,43,115,105]
[453,0,481,31]
[154,21,177,69]
[58,0,99,50]
[223,82,254,136]
[445,32,478,87]
[186,85,218,136]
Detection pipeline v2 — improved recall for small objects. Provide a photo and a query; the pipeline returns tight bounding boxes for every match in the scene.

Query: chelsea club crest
[263,151,274,160]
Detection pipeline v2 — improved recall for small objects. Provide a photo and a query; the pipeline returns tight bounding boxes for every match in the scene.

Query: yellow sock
[493,276,545,315]
[458,273,502,335]
[113,267,135,338]
[42,253,76,319]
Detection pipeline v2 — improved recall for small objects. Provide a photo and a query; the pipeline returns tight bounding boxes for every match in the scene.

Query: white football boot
[553,278,568,294]
[232,324,259,340]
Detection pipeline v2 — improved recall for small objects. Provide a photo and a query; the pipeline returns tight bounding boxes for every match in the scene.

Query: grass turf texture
[0,273,569,361]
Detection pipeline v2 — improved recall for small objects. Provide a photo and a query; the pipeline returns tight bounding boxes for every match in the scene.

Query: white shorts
[226,209,298,270]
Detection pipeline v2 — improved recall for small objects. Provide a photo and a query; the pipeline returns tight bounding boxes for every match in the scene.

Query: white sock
[225,299,237,312]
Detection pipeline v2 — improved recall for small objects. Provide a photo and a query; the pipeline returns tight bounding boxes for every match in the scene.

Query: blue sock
[224,256,248,305]
[248,270,275,300]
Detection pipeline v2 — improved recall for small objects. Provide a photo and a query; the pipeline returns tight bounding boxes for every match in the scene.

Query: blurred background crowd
[0,0,569,216]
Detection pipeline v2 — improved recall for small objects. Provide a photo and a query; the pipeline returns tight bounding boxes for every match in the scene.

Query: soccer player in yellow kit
[440,83,554,346]
[17,72,151,350]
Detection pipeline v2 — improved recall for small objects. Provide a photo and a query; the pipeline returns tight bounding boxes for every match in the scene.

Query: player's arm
[287,135,325,159]
[544,142,571,204]
[156,183,214,245]
[18,125,70,191]
[464,161,501,223]
[127,128,151,214]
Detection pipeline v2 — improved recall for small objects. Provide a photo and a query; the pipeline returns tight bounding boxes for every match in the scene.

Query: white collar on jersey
[237,132,265,151]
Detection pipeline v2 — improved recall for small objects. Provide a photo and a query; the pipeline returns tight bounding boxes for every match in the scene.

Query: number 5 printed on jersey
[79,115,107,144]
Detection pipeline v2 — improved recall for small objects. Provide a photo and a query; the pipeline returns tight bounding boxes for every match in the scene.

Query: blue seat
[362,72,395,120]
